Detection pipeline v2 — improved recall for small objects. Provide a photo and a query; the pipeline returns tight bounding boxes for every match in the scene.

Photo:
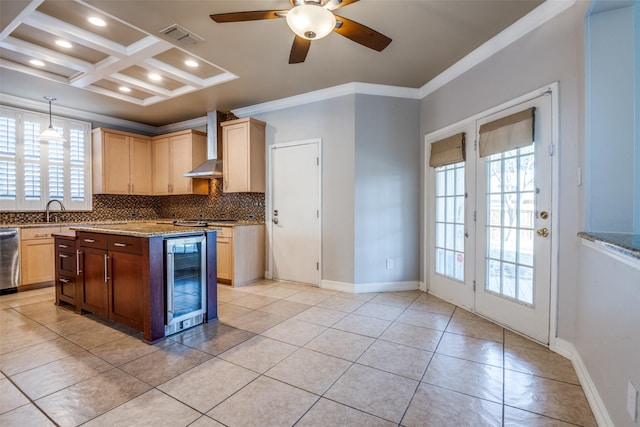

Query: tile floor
[0,281,597,426]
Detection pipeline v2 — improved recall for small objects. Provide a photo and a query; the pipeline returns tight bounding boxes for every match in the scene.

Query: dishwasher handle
[0,230,18,237]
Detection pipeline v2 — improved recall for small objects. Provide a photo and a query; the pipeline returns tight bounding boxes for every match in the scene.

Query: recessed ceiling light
[185,60,198,68]
[29,59,45,67]
[55,40,73,49]
[119,86,132,93]
[88,16,106,27]
[148,73,162,81]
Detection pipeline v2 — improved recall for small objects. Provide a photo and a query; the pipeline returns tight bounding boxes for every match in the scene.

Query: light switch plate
[628,381,638,422]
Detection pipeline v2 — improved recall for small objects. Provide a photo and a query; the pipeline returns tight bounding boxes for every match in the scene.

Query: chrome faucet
[46,199,66,223]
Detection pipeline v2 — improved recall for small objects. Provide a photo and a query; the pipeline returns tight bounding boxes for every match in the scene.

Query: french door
[428,91,554,344]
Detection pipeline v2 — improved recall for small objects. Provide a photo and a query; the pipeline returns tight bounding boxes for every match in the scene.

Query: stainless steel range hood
[183,111,225,178]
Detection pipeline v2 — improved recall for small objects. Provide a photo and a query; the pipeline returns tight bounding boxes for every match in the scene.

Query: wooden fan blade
[326,0,360,11]
[210,10,287,23]
[289,36,311,64]
[333,16,391,51]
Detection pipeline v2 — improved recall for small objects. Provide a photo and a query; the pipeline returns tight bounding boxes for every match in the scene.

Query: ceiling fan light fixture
[286,4,336,40]
[39,96,66,142]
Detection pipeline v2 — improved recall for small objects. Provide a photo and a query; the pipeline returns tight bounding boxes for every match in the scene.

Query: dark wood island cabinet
[53,227,217,343]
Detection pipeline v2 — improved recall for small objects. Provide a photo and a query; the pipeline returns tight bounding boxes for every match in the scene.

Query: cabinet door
[216,237,233,281]
[20,239,55,284]
[152,137,171,194]
[130,136,152,195]
[109,251,143,329]
[170,135,194,194]
[103,132,132,194]
[82,247,109,317]
[223,123,250,193]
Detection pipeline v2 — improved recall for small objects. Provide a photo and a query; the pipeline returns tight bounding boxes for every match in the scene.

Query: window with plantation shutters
[0,106,91,211]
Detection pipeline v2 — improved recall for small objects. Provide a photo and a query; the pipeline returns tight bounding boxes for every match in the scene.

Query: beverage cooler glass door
[165,234,207,327]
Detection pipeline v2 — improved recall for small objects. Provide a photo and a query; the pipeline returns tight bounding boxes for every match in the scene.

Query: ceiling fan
[210,0,392,64]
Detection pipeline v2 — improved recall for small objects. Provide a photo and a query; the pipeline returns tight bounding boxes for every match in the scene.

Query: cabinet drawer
[210,226,233,239]
[78,232,108,249]
[57,249,77,276]
[21,226,60,240]
[107,235,142,254]
[57,275,76,299]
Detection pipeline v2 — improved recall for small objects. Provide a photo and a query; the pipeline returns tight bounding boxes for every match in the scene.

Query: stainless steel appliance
[165,234,207,335]
[0,228,20,294]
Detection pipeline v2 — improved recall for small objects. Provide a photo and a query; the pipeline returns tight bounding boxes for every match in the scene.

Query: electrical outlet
[628,381,638,422]
[386,259,394,269]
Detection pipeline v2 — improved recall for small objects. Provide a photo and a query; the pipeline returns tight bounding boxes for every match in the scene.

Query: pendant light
[39,96,66,141]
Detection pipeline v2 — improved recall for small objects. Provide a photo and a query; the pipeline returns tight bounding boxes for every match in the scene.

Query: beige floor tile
[505,343,579,384]
[223,310,287,333]
[401,383,503,427]
[83,389,201,427]
[11,351,112,400]
[436,332,504,368]
[232,282,276,294]
[0,323,59,354]
[261,318,327,346]
[278,281,315,290]
[354,301,405,321]
[189,415,226,426]
[0,308,35,327]
[228,293,279,310]
[285,290,333,305]
[304,328,375,361]
[218,335,297,373]
[423,353,503,403]
[207,376,318,427]
[61,324,128,350]
[332,313,391,338]
[3,293,55,308]
[396,308,451,331]
[296,398,396,427]
[89,335,158,365]
[158,358,258,413]
[266,348,351,394]
[216,303,252,322]
[380,321,443,351]
[358,339,432,380]
[256,286,303,299]
[0,337,83,376]
[368,293,418,308]
[0,377,29,414]
[292,306,347,327]
[446,315,505,343]
[325,364,418,423]
[334,291,379,302]
[504,405,578,426]
[409,294,456,316]
[35,368,151,426]
[505,329,548,351]
[42,315,98,335]
[215,287,248,303]
[0,403,56,426]
[317,295,366,312]
[173,323,255,356]
[505,370,597,427]
[120,342,212,386]
[257,299,312,318]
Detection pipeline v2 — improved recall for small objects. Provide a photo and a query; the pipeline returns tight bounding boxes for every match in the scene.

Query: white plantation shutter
[0,106,91,211]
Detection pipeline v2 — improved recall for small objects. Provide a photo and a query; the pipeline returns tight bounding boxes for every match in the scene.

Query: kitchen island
[54,222,218,343]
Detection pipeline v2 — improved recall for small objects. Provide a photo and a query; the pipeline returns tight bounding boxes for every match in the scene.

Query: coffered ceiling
[0,0,544,127]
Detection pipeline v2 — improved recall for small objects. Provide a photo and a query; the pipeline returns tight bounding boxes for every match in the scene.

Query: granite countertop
[578,232,640,260]
[1,219,265,229]
[71,222,212,238]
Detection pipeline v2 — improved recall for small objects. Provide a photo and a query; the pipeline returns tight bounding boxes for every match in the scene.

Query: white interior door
[475,94,553,344]
[271,140,321,285]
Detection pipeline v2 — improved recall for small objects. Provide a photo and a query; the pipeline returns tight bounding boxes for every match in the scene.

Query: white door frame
[266,138,323,285]
[422,82,560,349]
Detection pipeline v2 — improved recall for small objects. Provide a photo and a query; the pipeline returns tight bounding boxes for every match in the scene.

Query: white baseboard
[320,280,420,294]
[554,338,614,427]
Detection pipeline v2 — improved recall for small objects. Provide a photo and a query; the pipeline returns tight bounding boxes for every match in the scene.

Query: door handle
[273,217,279,224]
[104,254,110,283]
[76,250,82,274]
[537,228,549,238]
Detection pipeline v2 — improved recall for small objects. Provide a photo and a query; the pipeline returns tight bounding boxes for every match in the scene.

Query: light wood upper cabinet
[221,118,266,193]
[92,128,152,195]
[152,130,208,195]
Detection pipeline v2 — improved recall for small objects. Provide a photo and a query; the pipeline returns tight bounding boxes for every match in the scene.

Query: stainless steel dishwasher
[0,228,20,294]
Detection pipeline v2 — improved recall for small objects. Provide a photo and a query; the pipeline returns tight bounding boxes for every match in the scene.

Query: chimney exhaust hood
[183,110,227,178]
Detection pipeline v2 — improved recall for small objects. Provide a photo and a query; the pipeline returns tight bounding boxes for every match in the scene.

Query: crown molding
[418,0,576,98]
[232,82,420,117]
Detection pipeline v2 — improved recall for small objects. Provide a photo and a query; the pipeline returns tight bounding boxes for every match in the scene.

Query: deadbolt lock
[540,211,549,220]
[537,228,549,237]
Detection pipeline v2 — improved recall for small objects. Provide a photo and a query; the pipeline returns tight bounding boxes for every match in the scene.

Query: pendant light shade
[286,4,336,40]
[40,96,66,142]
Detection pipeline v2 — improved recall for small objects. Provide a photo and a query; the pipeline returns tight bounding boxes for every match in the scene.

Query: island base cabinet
[54,235,81,312]
[82,247,109,318]
[109,251,143,330]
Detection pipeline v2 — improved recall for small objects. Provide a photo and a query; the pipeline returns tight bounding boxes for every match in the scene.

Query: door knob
[537,227,549,237]
[273,217,279,224]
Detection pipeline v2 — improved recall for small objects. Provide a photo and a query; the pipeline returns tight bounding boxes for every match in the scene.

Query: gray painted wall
[419,3,588,342]
[354,95,421,284]
[254,95,356,284]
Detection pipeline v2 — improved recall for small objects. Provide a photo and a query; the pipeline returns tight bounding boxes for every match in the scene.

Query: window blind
[479,107,535,158]
[429,133,465,167]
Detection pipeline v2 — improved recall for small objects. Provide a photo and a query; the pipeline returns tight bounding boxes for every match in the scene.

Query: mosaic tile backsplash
[0,180,265,224]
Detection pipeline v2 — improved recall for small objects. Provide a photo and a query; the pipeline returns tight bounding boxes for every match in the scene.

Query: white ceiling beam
[85,85,146,105]
[143,58,206,88]
[109,73,172,97]
[0,0,44,41]
[0,37,93,72]
[0,58,69,84]
[201,72,239,87]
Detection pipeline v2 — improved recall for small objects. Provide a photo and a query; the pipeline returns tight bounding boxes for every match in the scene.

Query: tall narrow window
[434,162,465,281]
[0,116,17,202]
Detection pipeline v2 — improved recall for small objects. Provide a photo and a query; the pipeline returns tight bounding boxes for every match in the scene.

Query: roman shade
[429,133,465,167]
[478,107,535,158]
